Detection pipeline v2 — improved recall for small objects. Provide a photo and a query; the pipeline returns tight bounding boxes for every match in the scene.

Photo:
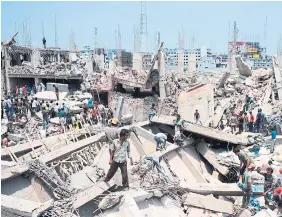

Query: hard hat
[112,118,119,125]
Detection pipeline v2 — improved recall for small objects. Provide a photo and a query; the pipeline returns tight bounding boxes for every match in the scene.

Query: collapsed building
[1,41,282,217]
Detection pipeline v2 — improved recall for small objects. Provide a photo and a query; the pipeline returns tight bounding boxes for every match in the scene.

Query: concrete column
[4,46,11,91]
[158,51,166,101]
[32,49,41,68]
[114,96,124,120]
[57,52,61,62]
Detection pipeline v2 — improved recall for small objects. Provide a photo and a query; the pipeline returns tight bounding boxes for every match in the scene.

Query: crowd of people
[1,83,117,136]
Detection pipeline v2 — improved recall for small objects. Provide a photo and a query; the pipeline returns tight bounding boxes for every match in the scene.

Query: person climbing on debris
[194,109,202,125]
[233,148,254,182]
[53,85,59,101]
[173,114,184,132]
[270,128,277,153]
[104,129,133,190]
[238,164,256,208]
[257,167,274,205]
[174,129,186,146]
[154,132,168,151]
[149,103,157,121]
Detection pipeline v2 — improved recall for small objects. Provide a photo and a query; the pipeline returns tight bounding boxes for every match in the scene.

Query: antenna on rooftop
[94,27,98,54]
[230,21,239,73]
[55,14,58,47]
[42,20,45,38]
[117,25,122,50]
[134,25,139,53]
[264,16,267,53]
[139,1,148,52]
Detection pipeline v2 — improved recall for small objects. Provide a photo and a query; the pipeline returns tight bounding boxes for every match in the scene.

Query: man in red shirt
[249,111,254,132]
[23,85,27,95]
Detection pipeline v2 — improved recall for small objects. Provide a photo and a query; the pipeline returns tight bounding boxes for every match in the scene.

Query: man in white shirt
[104,129,133,189]
[154,133,168,151]
[32,97,39,115]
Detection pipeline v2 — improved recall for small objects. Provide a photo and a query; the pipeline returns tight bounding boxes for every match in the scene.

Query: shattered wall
[178,84,214,126]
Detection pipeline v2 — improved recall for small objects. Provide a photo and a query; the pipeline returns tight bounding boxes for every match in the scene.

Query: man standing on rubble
[230,113,237,134]
[238,164,256,208]
[194,109,202,125]
[257,167,274,205]
[174,114,184,132]
[249,111,255,132]
[270,128,277,153]
[53,85,59,101]
[104,129,133,189]
[255,108,262,133]
[233,148,254,182]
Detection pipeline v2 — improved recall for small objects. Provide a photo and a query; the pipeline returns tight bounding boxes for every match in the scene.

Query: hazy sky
[1,1,282,54]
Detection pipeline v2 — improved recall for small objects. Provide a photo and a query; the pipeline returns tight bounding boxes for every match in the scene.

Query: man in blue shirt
[270,128,277,153]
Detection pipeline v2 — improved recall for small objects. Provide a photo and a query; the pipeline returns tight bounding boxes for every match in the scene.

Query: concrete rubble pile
[114,66,149,84]
[82,71,113,91]
[8,59,88,77]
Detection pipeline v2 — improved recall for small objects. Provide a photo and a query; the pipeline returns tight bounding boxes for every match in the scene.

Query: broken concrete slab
[1,194,46,217]
[196,142,230,175]
[236,56,252,77]
[1,163,29,181]
[73,182,112,209]
[151,115,250,145]
[39,133,106,164]
[180,182,244,196]
[183,193,234,214]
[177,83,214,126]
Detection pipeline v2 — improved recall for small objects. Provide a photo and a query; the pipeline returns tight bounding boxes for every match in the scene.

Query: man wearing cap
[234,148,254,181]
[104,129,133,189]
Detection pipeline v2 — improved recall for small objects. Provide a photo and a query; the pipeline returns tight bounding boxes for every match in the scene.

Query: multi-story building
[228,41,273,69]
[104,49,133,68]
[163,47,214,71]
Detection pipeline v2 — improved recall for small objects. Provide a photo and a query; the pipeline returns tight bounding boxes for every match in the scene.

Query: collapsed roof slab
[180,182,243,196]
[151,115,250,146]
[1,194,53,217]
[1,133,71,160]
[39,133,106,164]
[183,193,234,215]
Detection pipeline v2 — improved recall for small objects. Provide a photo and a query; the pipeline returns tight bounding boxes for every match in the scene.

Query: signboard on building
[228,42,246,54]
[245,42,259,54]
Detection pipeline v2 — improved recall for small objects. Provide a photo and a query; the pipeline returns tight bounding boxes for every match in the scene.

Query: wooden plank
[183,193,234,214]
[151,115,250,145]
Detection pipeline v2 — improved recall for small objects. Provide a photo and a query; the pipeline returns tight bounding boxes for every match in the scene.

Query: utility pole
[230,21,239,73]
[139,1,148,52]
[94,27,98,54]
[55,14,58,47]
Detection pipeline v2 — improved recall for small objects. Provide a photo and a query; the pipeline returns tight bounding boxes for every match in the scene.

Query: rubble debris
[235,56,252,77]
[98,193,124,210]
